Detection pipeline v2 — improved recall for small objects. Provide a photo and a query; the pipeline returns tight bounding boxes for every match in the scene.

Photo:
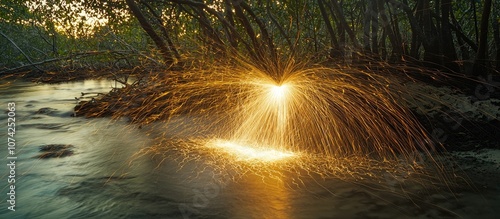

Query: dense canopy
[0,0,499,77]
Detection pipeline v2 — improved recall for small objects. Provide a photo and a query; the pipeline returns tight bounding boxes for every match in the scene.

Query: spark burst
[70,53,463,187]
[120,58,447,183]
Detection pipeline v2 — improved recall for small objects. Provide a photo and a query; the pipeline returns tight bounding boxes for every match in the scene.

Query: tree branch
[0,50,140,74]
[0,30,44,72]
[125,0,174,64]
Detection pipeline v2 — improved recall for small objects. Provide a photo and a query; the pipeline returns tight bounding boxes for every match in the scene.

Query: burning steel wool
[120,59,451,184]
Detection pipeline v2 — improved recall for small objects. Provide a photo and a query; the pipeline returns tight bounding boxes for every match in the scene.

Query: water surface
[0,79,498,219]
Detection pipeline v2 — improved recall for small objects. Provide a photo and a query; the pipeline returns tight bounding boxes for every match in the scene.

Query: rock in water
[35,107,58,115]
[35,144,75,159]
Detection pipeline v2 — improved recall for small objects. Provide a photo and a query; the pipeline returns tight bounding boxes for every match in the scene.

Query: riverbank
[1,77,499,218]
[5,60,500,153]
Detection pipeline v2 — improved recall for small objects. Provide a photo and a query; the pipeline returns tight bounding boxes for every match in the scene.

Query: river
[0,79,498,218]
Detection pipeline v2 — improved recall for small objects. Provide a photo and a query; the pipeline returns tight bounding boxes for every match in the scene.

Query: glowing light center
[269,84,288,100]
[208,139,296,162]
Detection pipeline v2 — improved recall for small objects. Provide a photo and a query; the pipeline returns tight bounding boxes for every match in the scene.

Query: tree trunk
[420,0,440,66]
[140,1,181,60]
[380,28,387,60]
[451,9,470,60]
[224,0,238,48]
[492,13,500,71]
[239,1,277,61]
[473,0,492,77]
[326,0,345,51]
[330,0,360,48]
[472,0,479,43]
[318,0,341,58]
[125,0,173,64]
[176,3,227,54]
[392,0,425,59]
[363,0,371,52]
[440,0,459,71]
[232,1,258,52]
[371,0,379,55]
[380,0,402,60]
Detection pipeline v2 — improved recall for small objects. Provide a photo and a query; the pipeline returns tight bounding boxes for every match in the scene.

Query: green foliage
[0,0,34,23]
[1,0,499,73]
[0,0,153,71]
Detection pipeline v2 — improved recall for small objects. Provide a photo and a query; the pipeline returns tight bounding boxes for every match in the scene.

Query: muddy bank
[405,82,500,151]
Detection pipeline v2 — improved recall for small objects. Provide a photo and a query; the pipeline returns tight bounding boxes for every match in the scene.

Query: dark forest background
[1,0,499,80]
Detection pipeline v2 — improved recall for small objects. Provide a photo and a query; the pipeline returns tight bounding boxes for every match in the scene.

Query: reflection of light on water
[106,61,450,189]
[228,173,291,219]
[207,139,296,162]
